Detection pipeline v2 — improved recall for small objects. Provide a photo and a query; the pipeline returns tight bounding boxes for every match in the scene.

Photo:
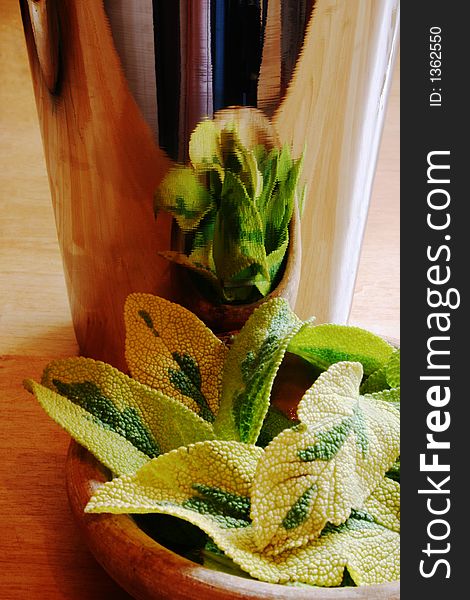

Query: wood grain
[1,0,78,359]
[257,0,281,117]
[0,356,132,600]
[104,0,159,140]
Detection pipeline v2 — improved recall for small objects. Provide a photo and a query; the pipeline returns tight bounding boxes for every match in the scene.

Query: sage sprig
[154,109,305,304]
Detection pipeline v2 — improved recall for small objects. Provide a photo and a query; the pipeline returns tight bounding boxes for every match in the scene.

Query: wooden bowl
[65,342,400,600]
[66,442,399,600]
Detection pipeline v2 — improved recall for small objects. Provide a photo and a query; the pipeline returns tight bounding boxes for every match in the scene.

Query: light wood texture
[0,356,133,600]
[1,0,78,360]
[0,0,398,597]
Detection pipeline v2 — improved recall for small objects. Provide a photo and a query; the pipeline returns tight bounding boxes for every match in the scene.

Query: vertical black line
[224,0,262,108]
[212,0,226,111]
[152,0,181,160]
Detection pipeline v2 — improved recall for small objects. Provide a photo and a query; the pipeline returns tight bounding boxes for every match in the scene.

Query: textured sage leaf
[202,542,254,579]
[154,166,213,232]
[264,150,300,255]
[227,263,271,299]
[214,298,304,444]
[213,172,269,287]
[363,478,400,533]
[360,365,388,394]
[266,229,289,284]
[250,362,400,553]
[276,144,293,182]
[157,111,301,305]
[360,348,400,394]
[285,514,400,586]
[125,294,227,421]
[256,405,298,448]
[231,136,263,199]
[366,387,400,410]
[386,349,401,388]
[86,440,262,524]
[256,148,279,217]
[219,127,240,166]
[87,442,399,586]
[157,251,218,286]
[288,323,394,377]
[386,458,401,482]
[25,358,215,476]
[278,154,303,234]
[242,149,263,200]
[252,143,268,166]
[189,210,217,272]
[208,168,224,202]
[216,515,401,586]
[24,379,150,477]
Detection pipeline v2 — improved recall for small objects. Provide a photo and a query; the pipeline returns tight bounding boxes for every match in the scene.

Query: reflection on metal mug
[21,0,400,369]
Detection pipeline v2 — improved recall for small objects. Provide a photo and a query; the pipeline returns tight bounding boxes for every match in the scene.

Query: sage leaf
[25,358,215,476]
[386,349,401,388]
[213,172,269,287]
[214,298,304,444]
[86,440,262,526]
[87,440,399,587]
[288,323,395,377]
[189,120,223,170]
[250,362,400,553]
[363,478,400,533]
[125,294,227,420]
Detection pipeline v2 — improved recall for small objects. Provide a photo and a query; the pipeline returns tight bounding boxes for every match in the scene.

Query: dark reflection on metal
[106,1,316,160]
[219,0,262,109]
[153,1,181,160]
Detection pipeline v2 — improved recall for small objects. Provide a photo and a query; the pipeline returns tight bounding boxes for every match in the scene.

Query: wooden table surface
[0,1,399,598]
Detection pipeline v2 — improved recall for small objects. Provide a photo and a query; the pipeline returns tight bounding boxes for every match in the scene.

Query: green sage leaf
[214,298,304,444]
[288,323,395,377]
[250,362,400,553]
[25,358,215,476]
